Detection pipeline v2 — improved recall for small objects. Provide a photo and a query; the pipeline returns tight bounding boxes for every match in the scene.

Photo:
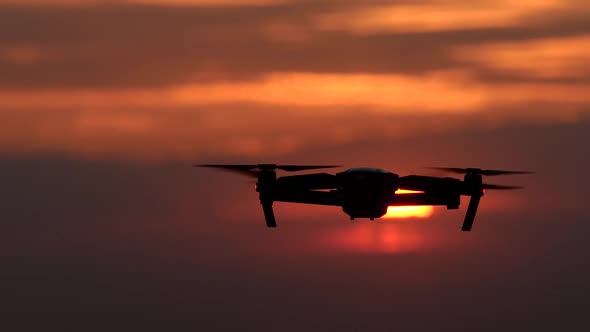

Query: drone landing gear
[462,194,481,232]
[255,166,278,228]
[432,167,531,231]
[261,201,277,227]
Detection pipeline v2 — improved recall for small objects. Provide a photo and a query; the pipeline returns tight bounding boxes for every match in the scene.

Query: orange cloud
[2,71,589,113]
[314,0,578,34]
[1,70,589,160]
[0,71,488,112]
[131,0,286,6]
[452,34,590,78]
[0,0,286,6]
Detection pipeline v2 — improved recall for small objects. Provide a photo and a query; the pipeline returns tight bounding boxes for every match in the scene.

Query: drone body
[198,164,531,231]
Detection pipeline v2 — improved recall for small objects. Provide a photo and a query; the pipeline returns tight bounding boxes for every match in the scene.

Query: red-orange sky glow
[1,1,589,330]
[0,0,585,253]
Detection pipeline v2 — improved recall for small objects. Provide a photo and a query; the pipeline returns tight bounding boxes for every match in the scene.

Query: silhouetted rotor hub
[257,164,277,170]
[464,173,484,196]
[256,170,276,204]
[257,169,277,182]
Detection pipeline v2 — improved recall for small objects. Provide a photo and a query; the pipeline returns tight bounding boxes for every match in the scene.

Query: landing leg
[462,195,481,231]
[261,201,277,227]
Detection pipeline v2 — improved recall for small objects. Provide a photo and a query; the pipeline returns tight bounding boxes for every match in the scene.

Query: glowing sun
[384,189,434,219]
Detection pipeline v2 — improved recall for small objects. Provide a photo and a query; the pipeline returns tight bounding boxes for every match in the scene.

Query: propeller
[196,164,260,178]
[196,164,341,228]
[429,167,534,176]
[429,167,533,231]
[429,167,532,191]
[195,164,341,178]
[482,183,523,190]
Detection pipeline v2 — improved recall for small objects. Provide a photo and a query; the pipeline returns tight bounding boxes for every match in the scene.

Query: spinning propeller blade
[482,183,523,190]
[195,164,340,178]
[276,165,341,172]
[196,164,340,227]
[196,165,260,178]
[429,167,534,176]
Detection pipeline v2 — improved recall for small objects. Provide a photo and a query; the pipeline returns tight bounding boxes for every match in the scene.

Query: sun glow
[384,189,434,219]
[322,224,425,254]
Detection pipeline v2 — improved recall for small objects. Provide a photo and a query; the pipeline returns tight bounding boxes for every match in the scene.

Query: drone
[196,164,532,231]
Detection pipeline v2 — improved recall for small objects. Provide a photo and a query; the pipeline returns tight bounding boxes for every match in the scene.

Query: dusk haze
[1,1,589,331]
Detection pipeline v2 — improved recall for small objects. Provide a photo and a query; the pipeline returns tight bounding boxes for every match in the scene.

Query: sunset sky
[2,0,589,331]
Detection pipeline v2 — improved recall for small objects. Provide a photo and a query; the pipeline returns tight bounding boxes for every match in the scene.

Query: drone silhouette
[197,164,532,231]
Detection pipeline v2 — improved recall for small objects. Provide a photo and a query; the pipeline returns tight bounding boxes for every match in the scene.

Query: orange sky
[0,0,585,223]
[0,0,585,225]
[1,0,589,161]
